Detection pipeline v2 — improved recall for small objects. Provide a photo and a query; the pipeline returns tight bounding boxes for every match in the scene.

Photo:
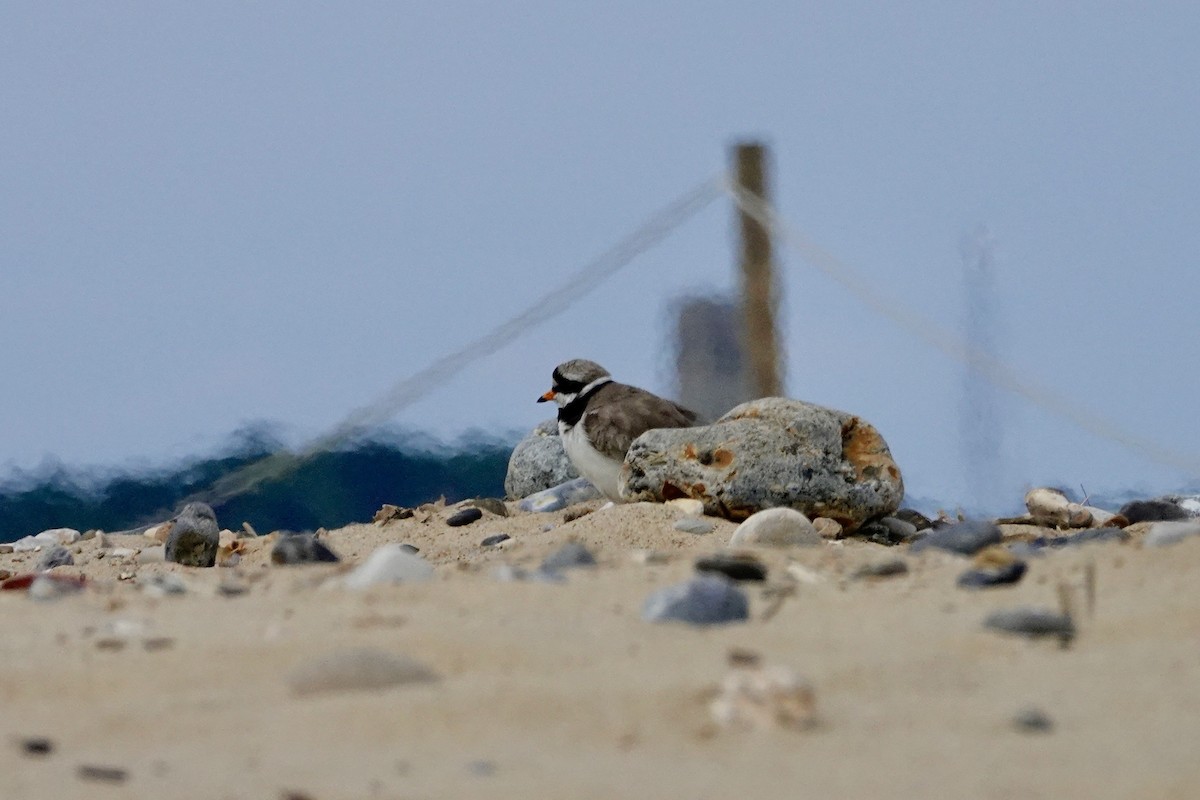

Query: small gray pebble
[984,607,1075,643]
[957,561,1027,589]
[674,518,715,535]
[468,498,509,517]
[480,533,511,548]
[540,542,596,571]
[852,558,909,579]
[36,545,75,571]
[642,575,749,625]
[20,737,54,757]
[271,533,340,565]
[694,553,767,582]
[1013,706,1054,733]
[446,508,484,527]
[399,543,420,554]
[77,765,129,784]
[910,519,1001,556]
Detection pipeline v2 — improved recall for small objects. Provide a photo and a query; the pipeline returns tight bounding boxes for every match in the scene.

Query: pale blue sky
[3,2,1198,511]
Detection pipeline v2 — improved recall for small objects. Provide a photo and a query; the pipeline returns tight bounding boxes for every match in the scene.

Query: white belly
[560,421,624,501]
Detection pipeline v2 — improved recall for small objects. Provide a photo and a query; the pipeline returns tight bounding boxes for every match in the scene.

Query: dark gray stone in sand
[1013,706,1054,733]
[851,558,909,579]
[399,543,420,554]
[540,542,596,572]
[271,533,340,565]
[1118,498,1190,524]
[957,561,1027,589]
[446,508,484,527]
[467,497,509,517]
[892,508,932,531]
[36,545,74,571]
[164,502,220,568]
[857,517,919,546]
[642,575,749,625]
[480,533,511,548]
[694,553,767,582]
[984,607,1075,643]
[910,519,1001,556]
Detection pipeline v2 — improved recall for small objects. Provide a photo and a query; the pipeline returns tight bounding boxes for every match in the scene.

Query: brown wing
[581,382,700,461]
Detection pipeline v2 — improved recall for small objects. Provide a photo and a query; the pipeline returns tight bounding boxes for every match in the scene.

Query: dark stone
[984,607,1075,643]
[446,508,484,527]
[694,553,767,582]
[892,508,933,531]
[20,737,54,757]
[77,765,129,784]
[1031,528,1129,550]
[399,543,420,554]
[856,517,918,546]
[271,533,340,565]
[1013,706,1054,733]
[36,546,75,571]
[468,497,509,517]
[164,502,220,568]
[540,542,596,571]
[1118,498,1190,524]
[642,575,750,625]
[910,519,1001,556]
[480,533,511,548]
[851,558,909,579]
[957,561,1027,589]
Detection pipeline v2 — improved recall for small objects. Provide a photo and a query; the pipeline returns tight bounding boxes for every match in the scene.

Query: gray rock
[505,419,579,499]
[271,533,340,565]
[1143,520,1200,548]
[729,507,821,548]
[1119,497,1192,524]
[287,647,438,696]
[164,502,220,568]
[642,575,750,625]
[851,558,909,579]
[446,507,483,527]
[36,545,75,571]
[467,497,509,517]
[957,561,1027,589]
[694,553,767,582]
[517,477,602,513]
[141,574,188,596]
[910,519,1001,556]
[480,533,511,548]
[1013,706,1054,733]
[856,517,919,546]
[622,397,903,530]
[540,542,596,571]
[891,508,932,531]
[343,544,434,589]
[1024,528,1129,550]
[983,607,1075,643]
[674,518,715,535]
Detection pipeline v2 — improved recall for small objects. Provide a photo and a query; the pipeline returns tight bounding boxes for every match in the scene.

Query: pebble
[694,553,767,582]
[287,647,439,696]
[479,533,511,548]
[729,508,821,548]
[1013,706,1054,733]
[642,575,749,625]
[164,502,220,568]
[399,543,420,554]
[851,558,909,580]
[446,508,484,527]
[1119,498,1191,524]
[20,737,54,757]
[343,545,434,589]
[77,765,129,784]
[540,542,596,572]
[467,497,509,517]
[1142,520,1200,548]
[957,561,1027,589]
[666,498,705,516]
[673,518,715,535]
[36,546,75,571]
[141,574,188,596]
[517,477,602,513]
[855,518,916,546]
[271,533,340,565]
[490,565,566,583]
[892,508,933,531]
[910,519,1001,556]
[812,517,843,539]
[983,607,1075,643]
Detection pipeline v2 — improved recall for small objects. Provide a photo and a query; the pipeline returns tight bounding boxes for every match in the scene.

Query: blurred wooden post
[734,141,783,397]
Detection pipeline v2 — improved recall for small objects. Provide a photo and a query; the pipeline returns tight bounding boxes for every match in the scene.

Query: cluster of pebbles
[3,479,1199,766]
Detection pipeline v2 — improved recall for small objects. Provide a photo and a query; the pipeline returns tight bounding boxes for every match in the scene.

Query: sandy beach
[3,499,1199,799]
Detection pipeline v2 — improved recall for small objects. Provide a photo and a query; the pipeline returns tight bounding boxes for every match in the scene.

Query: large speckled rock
[164,502,220,568]
[621,397,903,531]
[504,419,579,499]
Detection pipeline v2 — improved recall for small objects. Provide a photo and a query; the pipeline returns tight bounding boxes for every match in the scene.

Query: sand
[2,500,1199,799]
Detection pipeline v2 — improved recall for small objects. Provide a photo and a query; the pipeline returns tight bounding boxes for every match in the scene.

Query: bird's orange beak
[537,389,556,403]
